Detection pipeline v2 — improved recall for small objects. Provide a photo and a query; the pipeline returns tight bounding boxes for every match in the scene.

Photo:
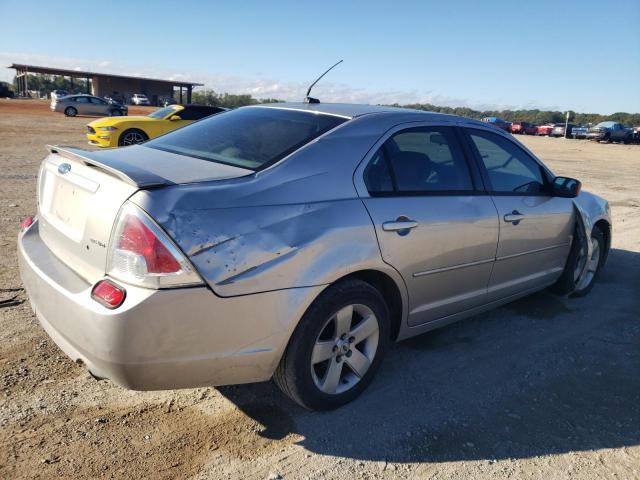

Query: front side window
[146,107,347,170]
[364,126,474,195]
[90,97,106,105]
[467,129,548,194]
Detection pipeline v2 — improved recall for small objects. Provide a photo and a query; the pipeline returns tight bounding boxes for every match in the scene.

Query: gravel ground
[1,99,639,479]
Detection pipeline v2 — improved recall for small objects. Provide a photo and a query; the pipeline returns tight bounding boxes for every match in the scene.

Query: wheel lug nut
[336,355,343,362]
[332,345,338,353]
[348,336,355,343]
[346,350,352,357]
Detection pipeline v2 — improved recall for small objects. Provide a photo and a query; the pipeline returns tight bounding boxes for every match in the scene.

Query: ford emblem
[58,163,71,175]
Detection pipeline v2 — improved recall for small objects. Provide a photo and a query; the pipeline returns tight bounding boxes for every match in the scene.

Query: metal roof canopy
[9,63,203,103]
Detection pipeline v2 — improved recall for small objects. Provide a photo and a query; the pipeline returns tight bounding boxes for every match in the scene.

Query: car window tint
[468,129,547,194]
[363,149,394,194]
[90,97,106,104]
[75,97,89,103]
[146,107,347,171]
[178,107,213,121]
[387,127,473,192]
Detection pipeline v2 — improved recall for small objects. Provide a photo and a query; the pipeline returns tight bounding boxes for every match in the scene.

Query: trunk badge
[58,163,71,174]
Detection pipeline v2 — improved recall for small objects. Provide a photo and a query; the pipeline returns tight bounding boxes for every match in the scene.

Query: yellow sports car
[86,104,226,147]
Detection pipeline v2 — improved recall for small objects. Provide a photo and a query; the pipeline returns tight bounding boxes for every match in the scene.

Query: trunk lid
[37,146,252,283]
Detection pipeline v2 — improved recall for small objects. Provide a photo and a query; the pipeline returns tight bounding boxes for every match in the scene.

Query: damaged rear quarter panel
[161,199,380,296]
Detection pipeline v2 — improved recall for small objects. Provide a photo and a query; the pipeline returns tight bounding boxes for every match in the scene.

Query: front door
[463,127,574,301]
[360,125,499,326]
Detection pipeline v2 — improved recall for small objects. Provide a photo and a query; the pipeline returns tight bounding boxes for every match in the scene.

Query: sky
[1,0,639,114]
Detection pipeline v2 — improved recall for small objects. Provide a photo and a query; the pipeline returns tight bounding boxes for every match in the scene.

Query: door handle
[504,210,525,225]
[382,217,418,236]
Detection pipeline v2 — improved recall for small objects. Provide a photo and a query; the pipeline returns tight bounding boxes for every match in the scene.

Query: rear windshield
[146,107,348,170]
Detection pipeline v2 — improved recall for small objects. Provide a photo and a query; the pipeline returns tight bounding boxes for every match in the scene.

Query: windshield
[146,107,348,171]
[596,121,615,127]
[147,106,181,119]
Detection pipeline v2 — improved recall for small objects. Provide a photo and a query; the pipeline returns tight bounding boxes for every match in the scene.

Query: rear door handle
[382,217,418,235]
[504,210,525,225]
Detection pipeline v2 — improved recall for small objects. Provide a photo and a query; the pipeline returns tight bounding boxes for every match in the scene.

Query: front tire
[64,106,77,117]
[552,227,605,297]
[118,129,148,146]
[274,279,390,411]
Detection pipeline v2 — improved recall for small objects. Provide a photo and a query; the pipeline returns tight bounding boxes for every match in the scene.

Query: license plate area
[40,162,99,242]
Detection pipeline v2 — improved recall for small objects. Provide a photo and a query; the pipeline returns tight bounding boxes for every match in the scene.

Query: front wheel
[274,279,390,410]
[552,227,605,297]
[118,129,148,146]
[64,106,77,117]
[109,109,122,116]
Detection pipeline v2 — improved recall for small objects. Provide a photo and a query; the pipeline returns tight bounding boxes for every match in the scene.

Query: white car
[131,94,150,106]
[50,90,69,101]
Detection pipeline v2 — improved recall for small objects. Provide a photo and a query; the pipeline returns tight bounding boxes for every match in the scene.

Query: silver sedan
[18,104,611,410]
[50,94,128,117]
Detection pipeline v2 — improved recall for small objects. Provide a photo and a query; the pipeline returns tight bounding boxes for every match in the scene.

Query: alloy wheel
[310,304,379,395]
[573,237,600,290]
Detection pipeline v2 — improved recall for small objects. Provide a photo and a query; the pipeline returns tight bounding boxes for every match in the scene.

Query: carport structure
[9,63,203,105]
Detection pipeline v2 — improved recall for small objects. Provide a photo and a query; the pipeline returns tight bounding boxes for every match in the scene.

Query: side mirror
[169,115,182,121]
[552,176,581,198]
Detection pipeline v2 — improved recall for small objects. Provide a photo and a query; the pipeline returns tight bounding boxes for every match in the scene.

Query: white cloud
[0,51,555,111]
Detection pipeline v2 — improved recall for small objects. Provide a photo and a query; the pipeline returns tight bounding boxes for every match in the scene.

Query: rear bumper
[18,220,323,390]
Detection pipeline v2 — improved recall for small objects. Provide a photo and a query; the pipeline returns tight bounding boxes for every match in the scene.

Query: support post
[179,86,183,104]
[187,85,192,104]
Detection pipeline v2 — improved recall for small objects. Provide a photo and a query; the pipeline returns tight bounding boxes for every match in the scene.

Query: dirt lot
[1,99,639,480]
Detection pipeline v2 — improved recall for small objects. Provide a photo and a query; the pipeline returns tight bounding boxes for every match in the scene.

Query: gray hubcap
[574,237,600,290]
[311,304,379,395]
[122,132,145,145]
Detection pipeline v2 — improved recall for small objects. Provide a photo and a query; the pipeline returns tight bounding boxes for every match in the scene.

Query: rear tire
[274,279,390,411]
[551,227,605,297]
[64,106,77,117]
[118,129,148,146]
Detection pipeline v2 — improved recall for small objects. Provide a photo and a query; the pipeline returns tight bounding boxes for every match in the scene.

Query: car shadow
[217,247,640,463]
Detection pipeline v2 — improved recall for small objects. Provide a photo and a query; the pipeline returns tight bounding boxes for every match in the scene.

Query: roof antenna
[304,59,343,104]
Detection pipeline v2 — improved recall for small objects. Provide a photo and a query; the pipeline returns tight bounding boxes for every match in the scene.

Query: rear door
[74,96,91,115]
[358,124,499,326]
[462,127,574,301]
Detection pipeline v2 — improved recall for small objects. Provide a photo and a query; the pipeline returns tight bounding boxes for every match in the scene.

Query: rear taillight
[107,202,202,288]
[91,280,126,309]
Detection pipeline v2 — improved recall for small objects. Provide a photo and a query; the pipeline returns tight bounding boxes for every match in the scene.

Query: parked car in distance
[510,121,537,135]
[586,121,633,143]
[550,123,576,138]
[481,116,512,132]
[86,104,226,147]
[535,123,557,136]
[19,103,612,410]
[571,125,589,139]
[131,93,151,106]
[51,89,69,101]
[51,94,128,117]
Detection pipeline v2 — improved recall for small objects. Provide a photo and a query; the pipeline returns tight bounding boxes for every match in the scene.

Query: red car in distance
[510,122,537,135]
[536,123,557,136]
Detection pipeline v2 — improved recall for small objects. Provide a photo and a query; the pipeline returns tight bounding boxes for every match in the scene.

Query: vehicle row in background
[86,104,226,147]
[51,94,128,117]
[483,117,637,143]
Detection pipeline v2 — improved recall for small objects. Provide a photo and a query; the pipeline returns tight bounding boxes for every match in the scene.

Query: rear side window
[364,126,474,194]
[467,129,548,194]
[147,108,347,170]
[178,107,221,121]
